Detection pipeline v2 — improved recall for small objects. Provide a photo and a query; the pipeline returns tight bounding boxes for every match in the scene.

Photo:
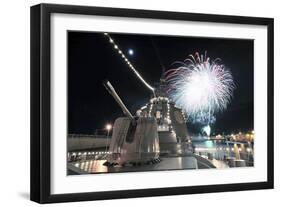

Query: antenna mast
[104,33,155,96]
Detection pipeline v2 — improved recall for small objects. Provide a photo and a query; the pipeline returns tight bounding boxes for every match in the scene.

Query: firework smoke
[165,52,235,126]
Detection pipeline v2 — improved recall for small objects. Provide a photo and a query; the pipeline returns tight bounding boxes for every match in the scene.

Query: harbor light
[105,124,112,152]
[106,124,112,131]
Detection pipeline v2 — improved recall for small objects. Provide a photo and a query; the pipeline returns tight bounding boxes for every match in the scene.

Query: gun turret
[103,80,135,122]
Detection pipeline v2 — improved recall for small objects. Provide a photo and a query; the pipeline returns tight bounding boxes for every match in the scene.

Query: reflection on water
[192,137,254,167]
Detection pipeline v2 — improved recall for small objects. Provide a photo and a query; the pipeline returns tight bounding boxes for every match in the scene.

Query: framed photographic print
[30,3,274,203]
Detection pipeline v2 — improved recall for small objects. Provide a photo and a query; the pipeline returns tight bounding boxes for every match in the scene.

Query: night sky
[68,31,253,135]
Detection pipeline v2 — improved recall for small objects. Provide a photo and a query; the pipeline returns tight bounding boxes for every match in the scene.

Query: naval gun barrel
[103,80,134,121]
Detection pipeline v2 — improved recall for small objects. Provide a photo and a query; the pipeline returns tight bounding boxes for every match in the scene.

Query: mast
[104,33,155,96]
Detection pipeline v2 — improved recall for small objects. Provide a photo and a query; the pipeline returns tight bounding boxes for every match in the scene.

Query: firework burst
[165,52,235,125]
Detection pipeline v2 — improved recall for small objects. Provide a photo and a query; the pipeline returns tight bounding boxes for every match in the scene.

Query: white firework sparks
[202,125,211,136]
[165,52,235,124]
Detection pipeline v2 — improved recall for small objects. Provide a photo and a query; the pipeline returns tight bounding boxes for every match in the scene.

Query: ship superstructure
[103,33,192,166]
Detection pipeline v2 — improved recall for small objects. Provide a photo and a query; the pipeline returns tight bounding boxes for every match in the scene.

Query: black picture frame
[30,3,274,203]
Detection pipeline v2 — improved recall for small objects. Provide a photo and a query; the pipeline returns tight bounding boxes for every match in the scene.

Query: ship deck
[68,154,217,175]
